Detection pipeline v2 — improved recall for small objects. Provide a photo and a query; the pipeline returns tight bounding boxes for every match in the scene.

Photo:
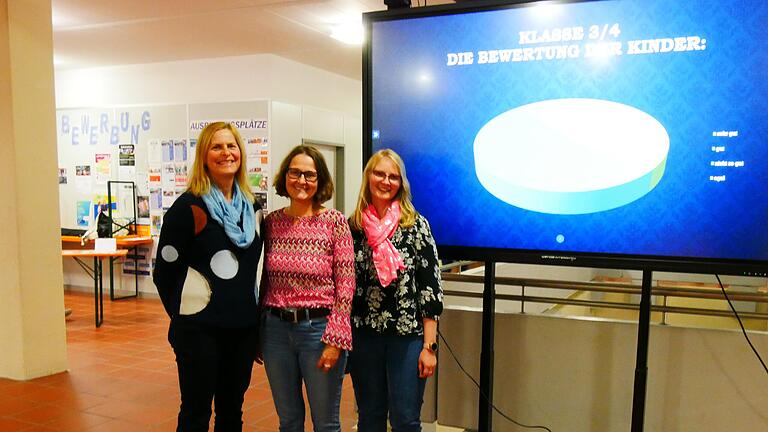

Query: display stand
[478,261,496,431]
[107,180,137,237]
[631,270,653,432]
[107,180,139,300]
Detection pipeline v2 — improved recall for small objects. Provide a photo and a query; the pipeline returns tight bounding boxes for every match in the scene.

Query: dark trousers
[169,319,259,432]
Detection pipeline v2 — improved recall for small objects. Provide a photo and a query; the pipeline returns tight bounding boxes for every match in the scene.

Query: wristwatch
[423,341,438,353]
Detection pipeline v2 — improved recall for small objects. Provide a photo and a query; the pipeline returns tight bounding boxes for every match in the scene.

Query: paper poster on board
[148,139,162,164]
[149,166,161,185]
[174,163,188,188]
[149,187,162,211]
[76,201,91,227]
[94,153,111,185]
[151,214,162,235]
[189,139,197,166]
[136,171,149,196]
[174,140,187,162]
[161,163,175,191]
[162,190,175,209]
[118,144,136,180]
[75,165,92,193]
[247,139,269,191]
[161,140,174,162]
[119,144,135,166]
[247,167,267,192]
[137,195,150,221]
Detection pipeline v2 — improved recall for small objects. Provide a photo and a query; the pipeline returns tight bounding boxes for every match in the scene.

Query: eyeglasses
[371,170,401,183]
[287,168,318,182]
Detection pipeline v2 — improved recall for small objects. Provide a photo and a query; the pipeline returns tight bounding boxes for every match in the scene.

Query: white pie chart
[474,98,669,214]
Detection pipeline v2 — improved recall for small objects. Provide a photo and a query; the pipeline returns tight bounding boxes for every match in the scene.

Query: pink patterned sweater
[263,208,355,350]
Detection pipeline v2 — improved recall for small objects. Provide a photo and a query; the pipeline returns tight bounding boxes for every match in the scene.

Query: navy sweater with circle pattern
[153,192,263,328]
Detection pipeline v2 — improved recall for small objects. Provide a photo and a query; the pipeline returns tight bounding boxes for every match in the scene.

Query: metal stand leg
[631,270,653,431]
[478,261,496,432]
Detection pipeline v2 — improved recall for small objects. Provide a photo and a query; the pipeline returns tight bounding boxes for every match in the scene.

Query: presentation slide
[369,0,768,263]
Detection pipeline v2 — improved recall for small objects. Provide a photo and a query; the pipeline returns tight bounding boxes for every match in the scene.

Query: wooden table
[62,249,129,327]
[62,236,154,300]
[61,235,153,248]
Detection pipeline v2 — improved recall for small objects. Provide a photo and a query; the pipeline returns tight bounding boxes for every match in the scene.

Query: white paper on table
[94,238,117,252]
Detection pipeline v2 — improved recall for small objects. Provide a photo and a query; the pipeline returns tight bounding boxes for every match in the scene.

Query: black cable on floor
[715,274,768,375]
[437,330,553,432]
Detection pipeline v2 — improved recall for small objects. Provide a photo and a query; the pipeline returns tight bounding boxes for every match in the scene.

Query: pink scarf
[362,201,406,287]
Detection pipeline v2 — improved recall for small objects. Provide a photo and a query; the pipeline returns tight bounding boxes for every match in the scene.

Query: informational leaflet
[148,139,162,164]
[161,140,174,162]
[118,144,136,179]
[76,200,91,227]
[94,153,111,185]
[75,165,92,193]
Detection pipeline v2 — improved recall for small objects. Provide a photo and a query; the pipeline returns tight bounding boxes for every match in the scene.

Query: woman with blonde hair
[348,148,444,432]
[154,122,263,431]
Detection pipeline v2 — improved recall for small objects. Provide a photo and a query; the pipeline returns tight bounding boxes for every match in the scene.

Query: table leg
[95,257,104,328]
[133,246,139,297]
[92,256,99,327]
[109,254,115,300]
[99,258,104,326]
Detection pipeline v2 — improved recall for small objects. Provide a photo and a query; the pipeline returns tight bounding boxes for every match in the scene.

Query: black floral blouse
[350,214,444,336]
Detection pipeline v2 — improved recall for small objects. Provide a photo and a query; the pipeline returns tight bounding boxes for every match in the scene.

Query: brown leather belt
[268,307,330,323]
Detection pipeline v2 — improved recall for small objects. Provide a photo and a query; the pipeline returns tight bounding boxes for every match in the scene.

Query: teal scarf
[201,183,256,248]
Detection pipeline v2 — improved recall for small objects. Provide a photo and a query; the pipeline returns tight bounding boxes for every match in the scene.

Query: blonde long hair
[350,149,416,231]
[187,122,254,202]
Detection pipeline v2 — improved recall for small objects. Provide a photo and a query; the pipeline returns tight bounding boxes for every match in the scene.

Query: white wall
[267,101,363,213]
[55,53,361,117]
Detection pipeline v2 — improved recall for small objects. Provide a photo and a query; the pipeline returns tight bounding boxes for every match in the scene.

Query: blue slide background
[370,0,768,262]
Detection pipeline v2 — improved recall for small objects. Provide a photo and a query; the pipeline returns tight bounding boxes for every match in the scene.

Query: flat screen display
[365,0,768,274]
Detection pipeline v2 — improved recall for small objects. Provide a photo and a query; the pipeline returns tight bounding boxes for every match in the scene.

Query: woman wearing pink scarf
[347,149,444,432]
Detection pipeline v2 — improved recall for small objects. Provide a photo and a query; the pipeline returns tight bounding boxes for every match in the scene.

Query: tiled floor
[0,291,358,431]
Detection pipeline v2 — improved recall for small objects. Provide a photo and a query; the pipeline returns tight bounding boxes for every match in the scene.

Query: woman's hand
[316,344,342,373]
[418,348,437,378]
[420,317,438,378]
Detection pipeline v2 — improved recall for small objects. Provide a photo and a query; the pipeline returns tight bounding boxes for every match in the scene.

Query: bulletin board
[56,101,271,236]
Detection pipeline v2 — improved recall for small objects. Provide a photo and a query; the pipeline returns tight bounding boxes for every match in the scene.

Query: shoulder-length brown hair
[187,122,254,202]
[273,145,334,204]
[349,149,416,231]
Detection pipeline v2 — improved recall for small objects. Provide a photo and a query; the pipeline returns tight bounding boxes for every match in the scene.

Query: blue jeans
[348,328,426,432]
[261,313,347,432]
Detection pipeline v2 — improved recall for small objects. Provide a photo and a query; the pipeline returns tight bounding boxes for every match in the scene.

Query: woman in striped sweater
[260,145,355,432]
